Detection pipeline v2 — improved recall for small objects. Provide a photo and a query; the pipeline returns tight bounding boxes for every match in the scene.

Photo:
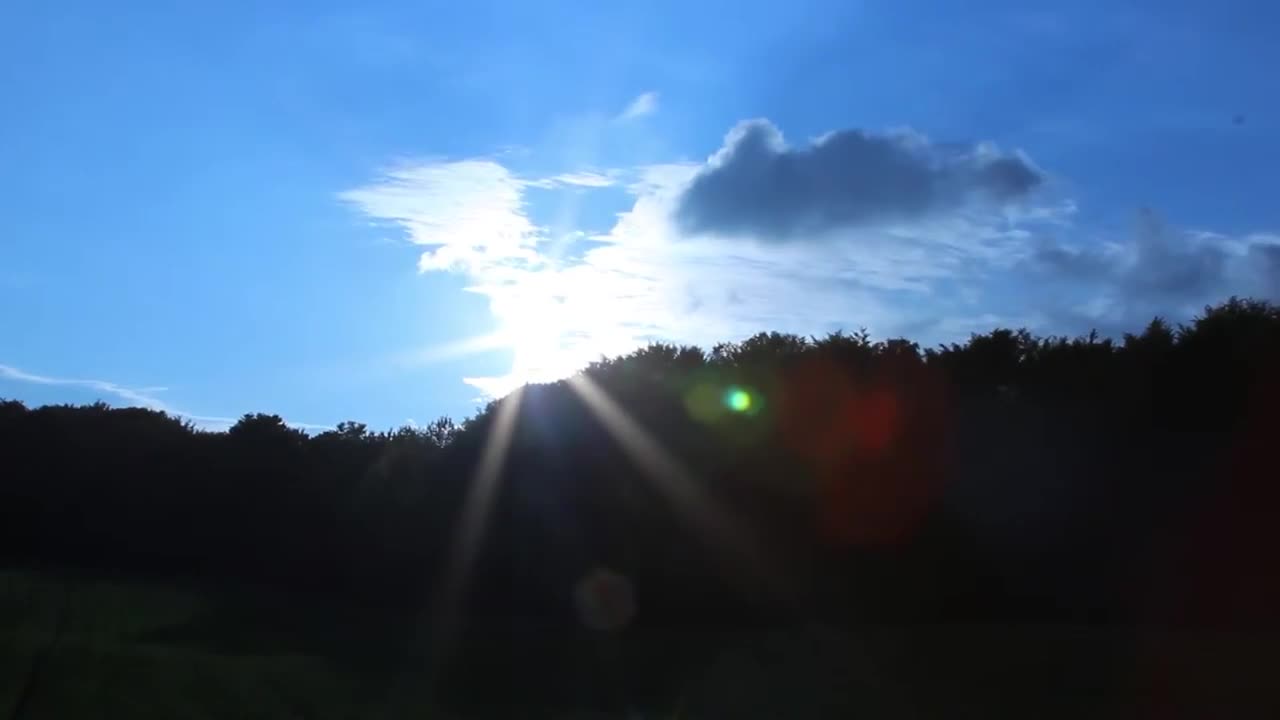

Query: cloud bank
[344,118,1277,399]
[1025,209,1280,330]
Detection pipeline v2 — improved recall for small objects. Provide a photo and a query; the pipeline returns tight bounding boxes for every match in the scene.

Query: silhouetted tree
[2,297,1278,637]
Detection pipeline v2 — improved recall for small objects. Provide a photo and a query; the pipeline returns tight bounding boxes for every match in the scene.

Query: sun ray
[565,374,785,594]
[400,331,509,366]
[425,386,523,668]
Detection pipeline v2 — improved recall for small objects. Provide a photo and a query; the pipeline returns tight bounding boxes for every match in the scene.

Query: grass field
[0,570,441,719]
[2,569,1276,718]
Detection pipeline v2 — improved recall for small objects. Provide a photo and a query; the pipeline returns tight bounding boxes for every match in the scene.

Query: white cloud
[439,168,1049,395]
[1,364,176,411]
[344,141,1074,399]
[571,158,1072,339]
[0,364,330,432]
[617,91,659,121]
[339,160,543,273]
[542,170,616,188]
[348,119,1276,402]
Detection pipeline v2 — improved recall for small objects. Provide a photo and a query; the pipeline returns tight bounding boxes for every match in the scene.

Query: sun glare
[487,271,632,390]
[497,301,576,383]
[422,265,652,399]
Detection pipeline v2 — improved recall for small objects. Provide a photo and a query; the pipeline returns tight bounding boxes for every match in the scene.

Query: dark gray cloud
[1030,242,1114,282]
[673,120,1043,240]
[1025,209,1280,332]
[1129,209,1231,299]
[1032,210,1231,300]
[1249,243,1280,300]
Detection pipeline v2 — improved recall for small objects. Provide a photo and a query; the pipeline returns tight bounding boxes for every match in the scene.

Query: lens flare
[684,382,726,424]
[725,387,752,412]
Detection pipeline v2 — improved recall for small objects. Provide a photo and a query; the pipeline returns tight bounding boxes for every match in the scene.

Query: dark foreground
[5,301,1280,717]
[2,571,1274,719]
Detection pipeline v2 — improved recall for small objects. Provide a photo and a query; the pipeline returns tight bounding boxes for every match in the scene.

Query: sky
[2,0,1279,430]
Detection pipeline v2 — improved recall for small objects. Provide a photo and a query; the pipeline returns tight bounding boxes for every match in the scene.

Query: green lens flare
[725,388,752,412]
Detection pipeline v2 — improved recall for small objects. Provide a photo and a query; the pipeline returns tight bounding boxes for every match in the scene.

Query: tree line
[2,297,1278,630]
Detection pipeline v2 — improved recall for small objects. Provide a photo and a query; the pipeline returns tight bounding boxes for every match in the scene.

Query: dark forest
[4,297,1279,715]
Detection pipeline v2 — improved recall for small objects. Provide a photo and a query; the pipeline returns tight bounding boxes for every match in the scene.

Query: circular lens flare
[725,387,753,413]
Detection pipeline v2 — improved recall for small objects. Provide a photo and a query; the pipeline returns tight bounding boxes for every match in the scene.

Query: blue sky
[3,0,1278,430]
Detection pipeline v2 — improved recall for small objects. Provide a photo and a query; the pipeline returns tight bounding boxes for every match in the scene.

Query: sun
[437,266,645,398]
[493,288,589,388]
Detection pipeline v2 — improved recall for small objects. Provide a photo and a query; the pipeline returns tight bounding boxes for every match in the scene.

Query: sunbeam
[426,386,523,667]
[565,374,787,597]
[397,331,509,367]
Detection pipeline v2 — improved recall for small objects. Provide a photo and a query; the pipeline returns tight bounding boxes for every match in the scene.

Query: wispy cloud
[338,160,543,273]
[617,91,659,121]
[1,364,177,410]
[0,364,330,432]
[536,171,617,188]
